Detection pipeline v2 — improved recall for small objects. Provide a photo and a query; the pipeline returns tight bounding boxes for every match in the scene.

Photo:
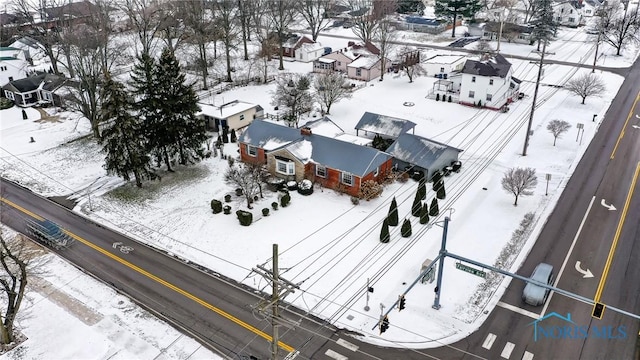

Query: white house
[423,54,466,78]
[8,37,40,63]
[553,1,584,27]
[456,53,520,110]
[0,46,33,86]
[196,100,263,132]
[296,42,325,63]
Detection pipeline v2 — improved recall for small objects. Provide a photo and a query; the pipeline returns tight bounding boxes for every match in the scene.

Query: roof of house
[3,73,69,93]
[298,42,324,52]
[347,55,380,69]
[283,133,391,177]
[0,47,20,52]
[462,53,512,78]
[197,100,257,119]
[354,112,417,138]
[0,56,20,61]
[484,21,533,33]
[238,120,303,150]
[44,0,99,19]
[405,17,442,26]
[386,133,463,170]
[10,36,41,50]
[303,116,344,138]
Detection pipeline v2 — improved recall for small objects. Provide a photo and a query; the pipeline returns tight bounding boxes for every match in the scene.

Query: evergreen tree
[417,177,427,200]
[230,129,237,143]
[435,0,483,38]
[431,171,443,189]
[380,217,390,243]
[436,180,446,200]
[101,73,151,187]
[401,219,412,237]
[530,0,557,49]
[155,47,208,165]
[411,192,422,217]
[388,197,399,226]
[419,203,430,224]
[429,198,440,217]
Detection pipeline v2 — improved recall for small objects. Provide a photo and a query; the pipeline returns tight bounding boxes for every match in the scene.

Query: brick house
[238,120,393,197]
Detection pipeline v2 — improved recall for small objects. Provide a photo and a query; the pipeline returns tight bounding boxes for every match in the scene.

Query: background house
[423,54,466,78]
[480,22,533,44]
[386,133,463,180]
[0,47,31,86]
[312,42,380,76]
[281,34,315,58]
[197,100,263,132]
[2,73,74,107]
[354,112,417,139]
[553,1,584,27]
[393,17,446,34]
[296,42,325,63]
[347,55,389,81]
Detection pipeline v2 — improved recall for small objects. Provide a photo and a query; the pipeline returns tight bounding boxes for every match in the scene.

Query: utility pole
[253,244,301,360]
[592,30,601,73]
[522,40,547,156]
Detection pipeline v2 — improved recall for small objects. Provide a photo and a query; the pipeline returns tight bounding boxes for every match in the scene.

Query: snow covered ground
[0,24,637,358]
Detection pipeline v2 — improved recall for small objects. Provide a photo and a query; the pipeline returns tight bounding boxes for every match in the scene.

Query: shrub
[211,199,223,214]
[357,180,383,200]
[297,179,313,195]
[351,196,360,205]
[431,171,443,187]
[436,93,440,101]
[262,208,269,216]
[236,210,253,226]
[477,100,482,107]
[420,203,430,224]
[272,202,279,210]
[429,198,439,216]
[280,193,291,207]
[224,194,232,202]
[387,197,399,226]
[223,205,232,214]
[417,178,426,200]
[436,180,446,200]
[380,218,390,243]
[0,97,13,110]
[448,95,452,102]
[287,181,298,191]
[411,193,422,217]
[230,129,237,143]
[401,219,412,237]
[451,161,462,172]
[235,188,243,196]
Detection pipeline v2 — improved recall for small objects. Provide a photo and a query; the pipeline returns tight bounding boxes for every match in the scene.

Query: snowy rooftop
[424,54,466,65]
[197,100,257,119]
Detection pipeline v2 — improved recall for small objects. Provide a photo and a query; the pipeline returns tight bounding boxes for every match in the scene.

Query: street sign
[455,262,486,278]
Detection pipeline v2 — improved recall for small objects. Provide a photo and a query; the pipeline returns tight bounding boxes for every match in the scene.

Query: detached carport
[386,133,463,180]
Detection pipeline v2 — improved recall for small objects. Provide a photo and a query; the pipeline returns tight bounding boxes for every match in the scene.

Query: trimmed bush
[401,219,412,237]
[451,161,462,172]
[387,197,399,226]
[420,203,430,224]
[280,193,291,207]
[448,95,452,102]
[351,196,360,205]
[436,180,446,200]
[262,208,269,216]
[380,218,390,243]
[0,97,13,110]
[436,93,440,101]
[236,210,253,226]
[211,199,223,214]
[297,179,314,195]
[235,188,243,196]
[417,178,426,200]
[429,198,439,217]
[271,202,279,210]
[431,171,443,188]
[223,205,232,214]
[224,194,232,202]
[230,129,237,143]
[411,193,422,217]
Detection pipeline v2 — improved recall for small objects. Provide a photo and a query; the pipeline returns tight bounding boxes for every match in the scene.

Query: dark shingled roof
[354,112,417,138]
[386,133,463,170]
[5,73,72,93]
[462,53,512,78]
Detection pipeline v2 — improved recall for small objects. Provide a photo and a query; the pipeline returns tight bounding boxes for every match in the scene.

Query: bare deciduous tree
[271,74,313,127]
[183,0,216,90]
[0,229,47,345]
[565,73,606,104]
[546,119,571,146]
[224,163,260,208]
[396,46,424,83]
[501,167,538,206]
[155,2,189,55]
[121,0,163,57]
[373,0,397,81]
[313,72,352,114]
[597,0,640,56]
[300,0,332,41]
[265,0,297,70]
[215,0,240,83]
[250,0,277,83]
[349,0,386,43]
[475,39,494,53]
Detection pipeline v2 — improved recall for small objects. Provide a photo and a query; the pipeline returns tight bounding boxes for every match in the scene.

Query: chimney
[301,127,312,136]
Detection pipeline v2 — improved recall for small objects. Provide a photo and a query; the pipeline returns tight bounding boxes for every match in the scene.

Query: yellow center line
[594,162,640,302]
[0,196,295,353]
[610,92,640,160]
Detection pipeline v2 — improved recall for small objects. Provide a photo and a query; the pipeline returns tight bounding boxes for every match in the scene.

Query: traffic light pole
[432,216,449,310]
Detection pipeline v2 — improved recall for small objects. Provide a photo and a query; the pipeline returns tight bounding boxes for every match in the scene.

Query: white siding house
[553,1,583,27]
[423,55,466,77]
[457,54,520,110]
[296,42,325,62]
[197,100,263,132]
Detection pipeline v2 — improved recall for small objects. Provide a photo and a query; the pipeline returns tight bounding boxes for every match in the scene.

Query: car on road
[522,263,554,306]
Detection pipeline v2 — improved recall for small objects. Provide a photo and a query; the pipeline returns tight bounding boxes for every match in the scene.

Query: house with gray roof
[238,119,393,197]
[455,53,520,110]
[354,112,417,139]
[2,72,76,107]
[386,133,463,180]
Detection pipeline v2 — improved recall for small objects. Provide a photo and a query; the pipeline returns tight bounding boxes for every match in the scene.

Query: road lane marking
[0,198,44,221]
[594,162,640,302]
[336,338,359,352]
[543,196,596,316]
[325,349,348,360]
[482,333,497,349]
[0,196,295,353]
[497,301,539,320]
[611,92,640,159]
[500,342,515,359]
[522,351,535,360]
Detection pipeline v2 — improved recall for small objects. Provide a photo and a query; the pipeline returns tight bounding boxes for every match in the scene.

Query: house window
[356,68,362,76]
[316,165,326,178]
[4,91,14,100]
[489,79,494,85]
[569,9,573,13]
[247,145,257,157]
[276,159,295,175]
[586,9,592,14]
[23,93,32,99]
[569,17,575,22]
[561,8,564,13]
[486,94,493,101]
[440,67,445,72]
[341,172,353,186]
[0,66,6,71]
[337,61,341,66]
[471,76,476,83]
[42,92,52,100]
[557,16,562,21]
[239,114,245,120]
[469,91,475,98]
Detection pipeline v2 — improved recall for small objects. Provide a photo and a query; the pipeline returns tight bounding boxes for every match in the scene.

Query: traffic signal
[399,295,406,311]
[380,316,390,334]
[592,302,605,319]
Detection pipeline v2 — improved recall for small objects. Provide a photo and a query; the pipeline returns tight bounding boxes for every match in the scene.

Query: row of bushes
[210,191,292,226]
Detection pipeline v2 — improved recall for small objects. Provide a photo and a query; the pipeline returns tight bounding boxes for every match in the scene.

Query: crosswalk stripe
[501,342,515,359]
[522,351,535,360]
[482,333,497,350]
[325,349,348,360]
[336,338,359,352]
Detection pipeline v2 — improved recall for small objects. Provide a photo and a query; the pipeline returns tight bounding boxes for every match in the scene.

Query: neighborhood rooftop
[197,100,257,119]
[462,53,512,78]
[354,112,417,138]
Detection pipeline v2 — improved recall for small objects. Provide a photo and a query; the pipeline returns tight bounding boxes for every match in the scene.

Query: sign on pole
[455,262,487,278]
